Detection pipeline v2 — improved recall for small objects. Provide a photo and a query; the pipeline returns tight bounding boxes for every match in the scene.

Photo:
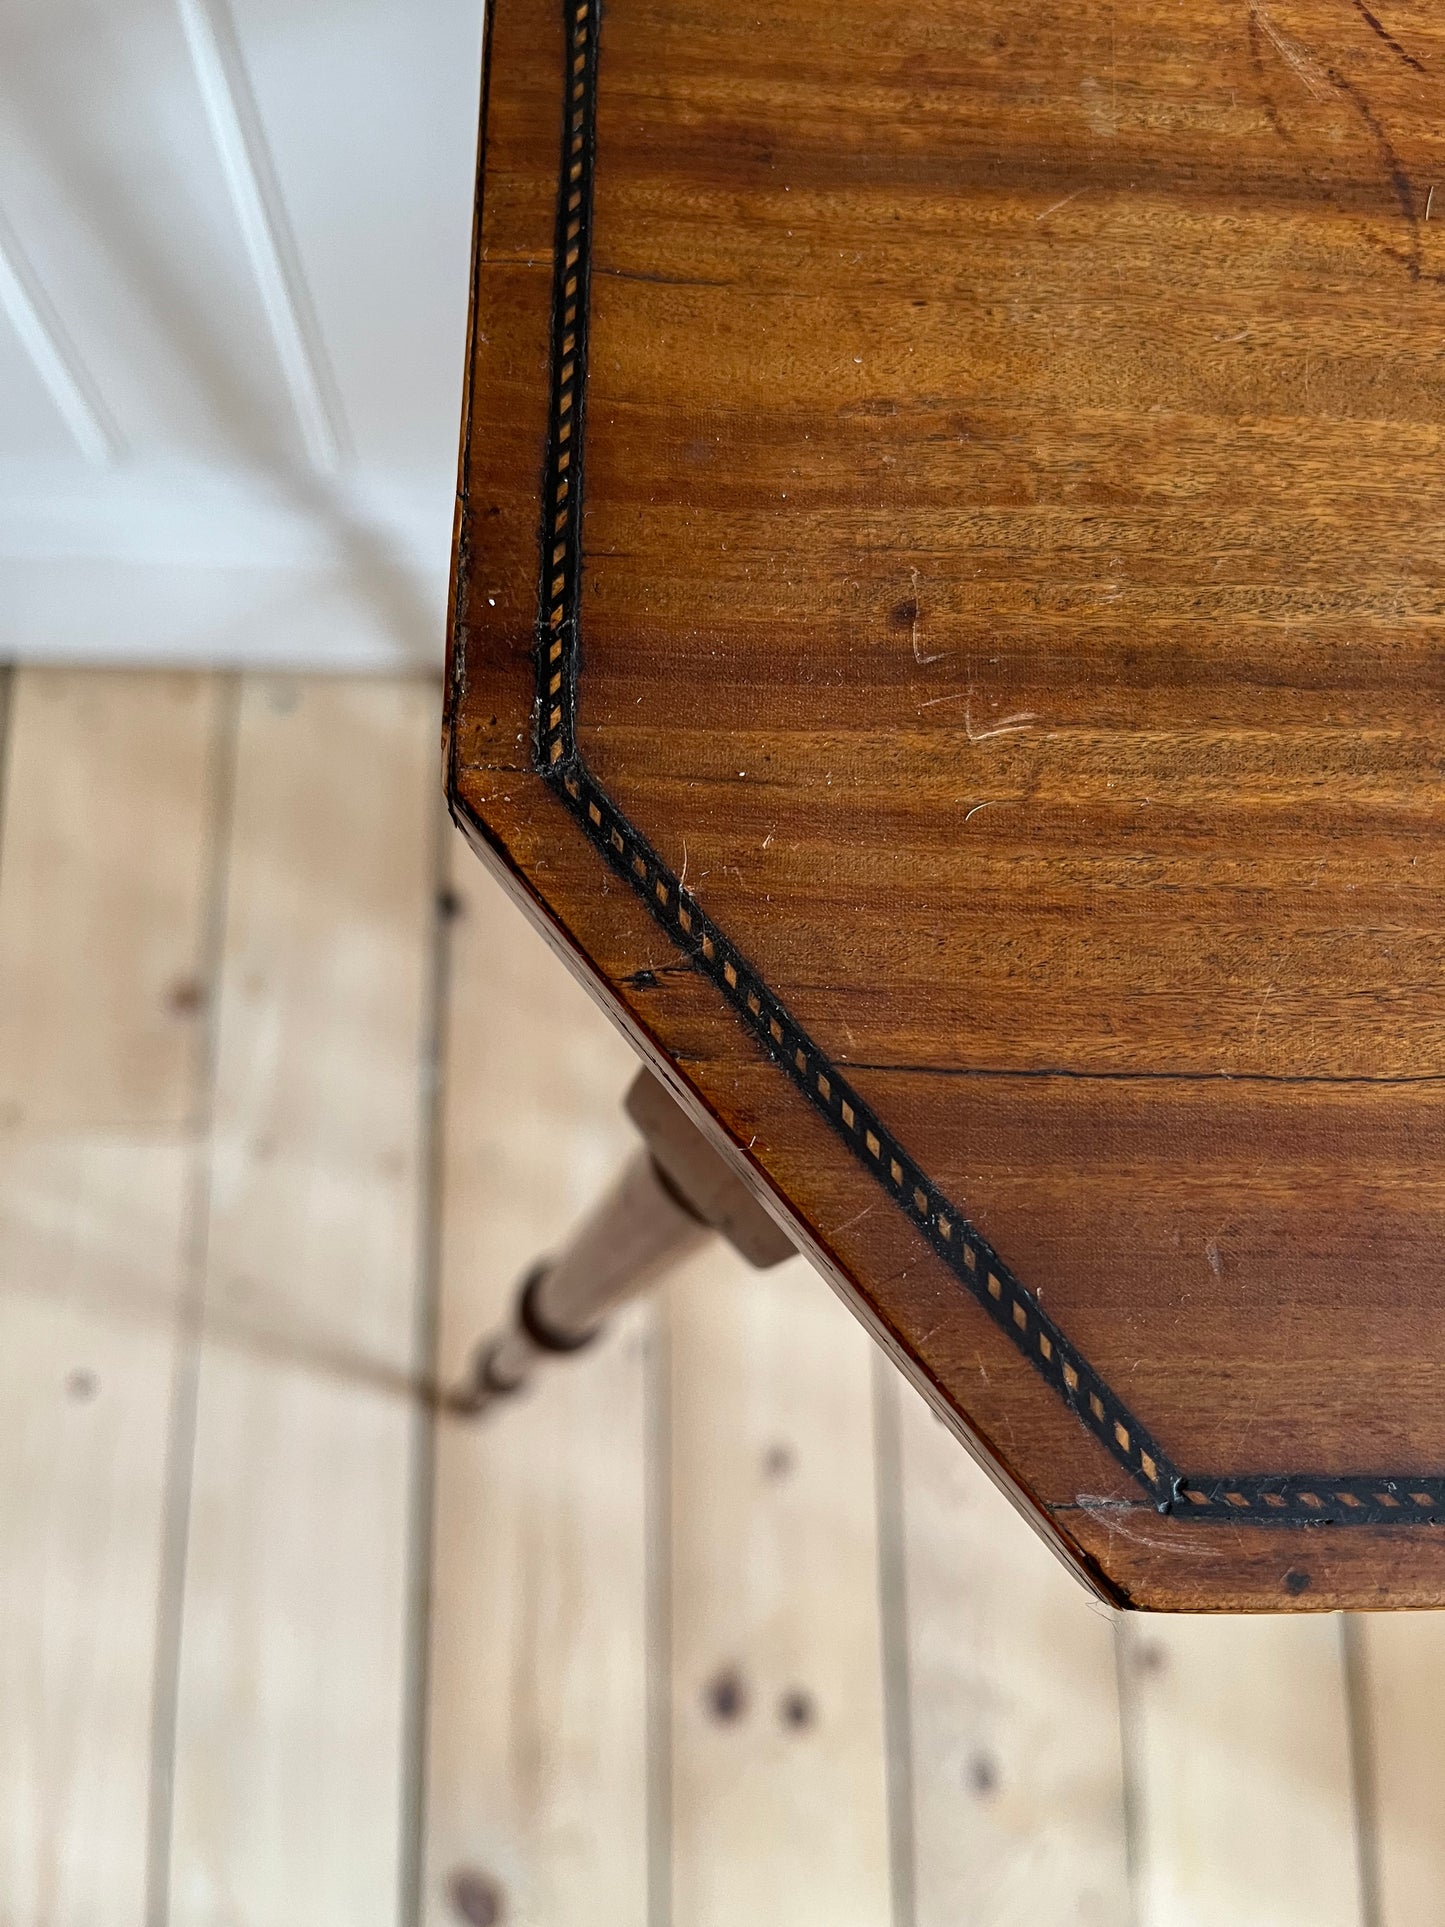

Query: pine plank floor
[0,667,1439,1927]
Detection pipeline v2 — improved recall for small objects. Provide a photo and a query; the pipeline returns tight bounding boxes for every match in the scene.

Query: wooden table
[446,0,1445,1612]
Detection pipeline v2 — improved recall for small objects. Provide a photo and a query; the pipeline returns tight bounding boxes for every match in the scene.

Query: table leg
[451,1067,796,1414]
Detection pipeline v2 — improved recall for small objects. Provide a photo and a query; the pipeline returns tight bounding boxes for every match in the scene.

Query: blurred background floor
[2,665,1444,1927]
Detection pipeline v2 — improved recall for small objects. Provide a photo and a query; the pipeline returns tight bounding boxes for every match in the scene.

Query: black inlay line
[511,0,1444,1530]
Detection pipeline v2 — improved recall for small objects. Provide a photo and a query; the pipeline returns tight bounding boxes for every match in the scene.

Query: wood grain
[449,0,1445,1608]
[168,677,437,1927]
[0,670,220,1927]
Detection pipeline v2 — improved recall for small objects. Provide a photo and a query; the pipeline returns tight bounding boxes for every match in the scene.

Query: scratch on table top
[916,691,1040,743]
[829,1201,876,1238]
[1249,0,1326,100]
[967,704,1038,741]
[909,565,945,664]
[1036,186,1090,222]
[1252,978,1277,1040]
[1075,1495,1224,1558]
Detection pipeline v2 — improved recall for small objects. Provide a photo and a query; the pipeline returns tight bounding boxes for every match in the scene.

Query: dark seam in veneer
[845,1060,1445,1089]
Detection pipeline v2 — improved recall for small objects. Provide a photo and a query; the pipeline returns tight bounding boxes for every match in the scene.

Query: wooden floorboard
[1119,1613,1363,1927]
[1353,1614,1445,1927]
[0,670,222,1927]
[166,677,439,1927]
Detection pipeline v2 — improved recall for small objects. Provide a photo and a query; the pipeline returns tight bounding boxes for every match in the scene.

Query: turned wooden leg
[452,1067,796,1414]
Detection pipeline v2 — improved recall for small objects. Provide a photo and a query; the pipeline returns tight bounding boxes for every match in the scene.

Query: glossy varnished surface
[448,0,1445,1608]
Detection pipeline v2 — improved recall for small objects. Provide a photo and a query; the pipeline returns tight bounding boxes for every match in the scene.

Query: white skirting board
[0,463,453,669]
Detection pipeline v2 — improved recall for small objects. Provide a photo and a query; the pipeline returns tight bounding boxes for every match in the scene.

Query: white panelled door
[0,0,484,667]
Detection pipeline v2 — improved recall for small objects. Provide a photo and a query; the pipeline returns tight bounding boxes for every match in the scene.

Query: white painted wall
[0,0,485,667]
